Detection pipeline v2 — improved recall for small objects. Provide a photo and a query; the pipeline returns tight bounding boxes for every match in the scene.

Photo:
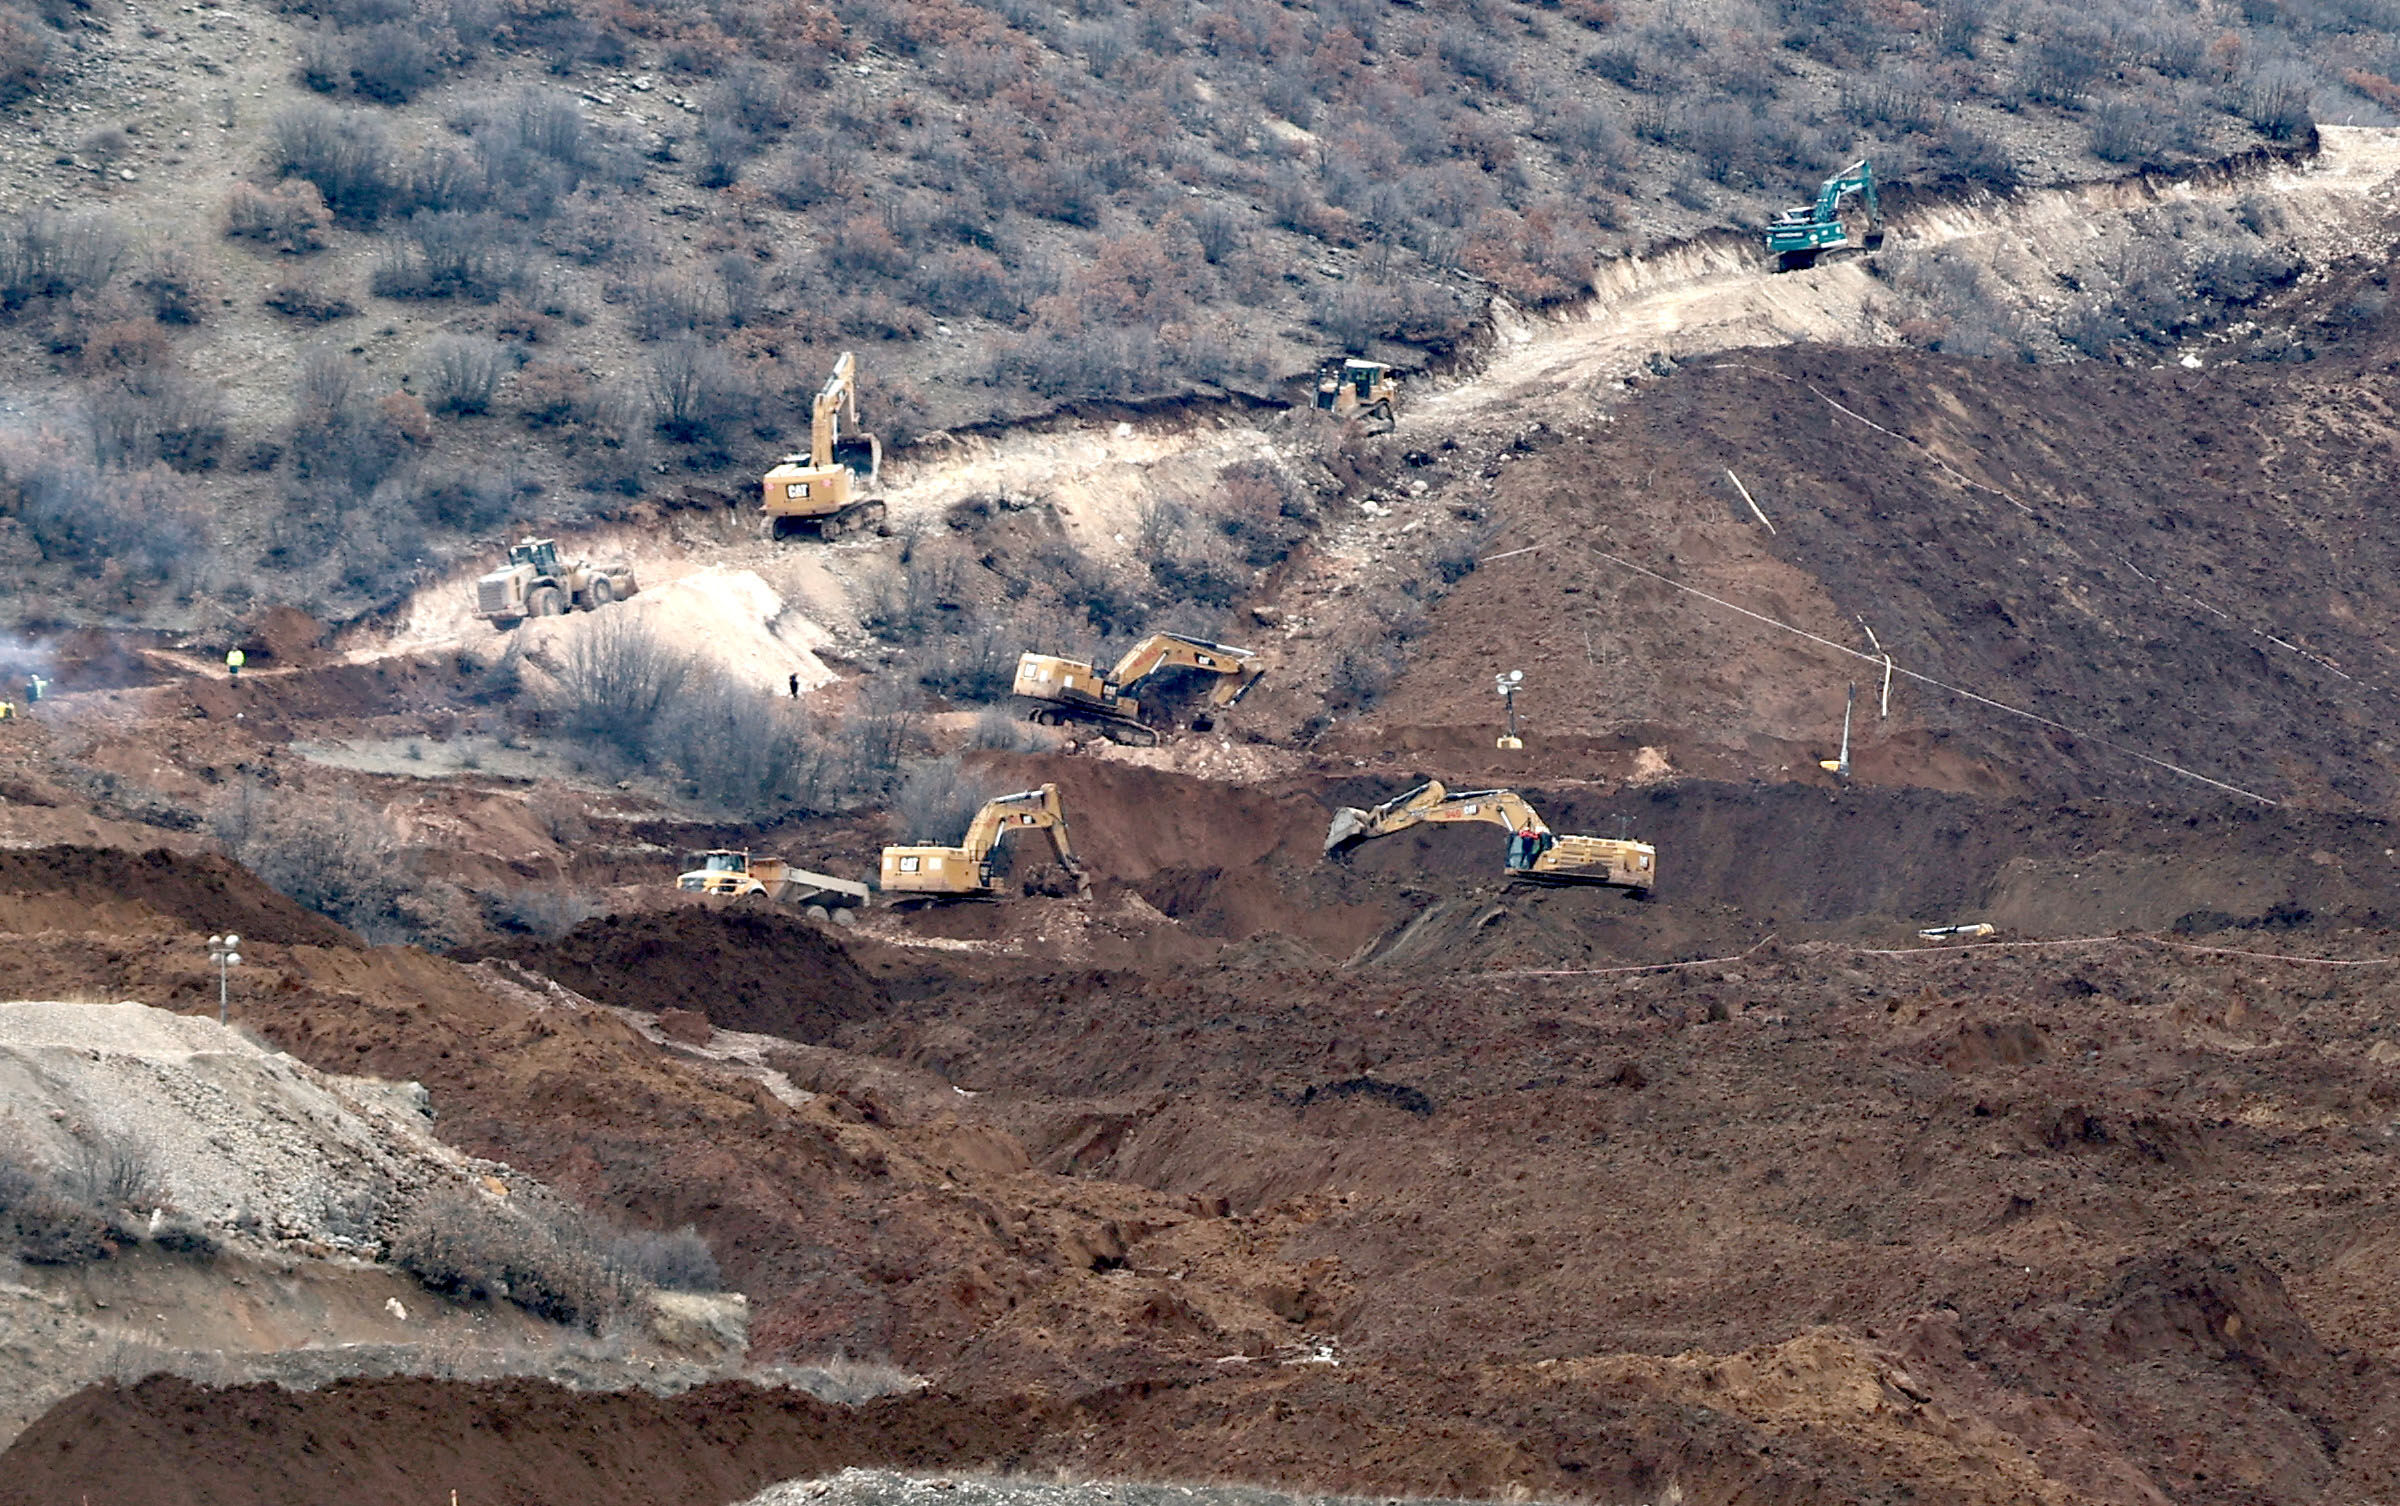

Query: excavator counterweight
[879,783,1091,899]
[1015,632,1265,745]
[1325,779,1656,892]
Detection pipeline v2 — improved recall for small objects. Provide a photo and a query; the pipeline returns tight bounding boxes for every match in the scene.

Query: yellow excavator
[1323,779,1657,892]
[1013,633,1266,746]
[879,783,1091,899]
[761,351,886,541]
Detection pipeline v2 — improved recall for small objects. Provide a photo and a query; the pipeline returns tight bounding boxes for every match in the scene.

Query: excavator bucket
[831,433,881,480]
[1324,806,1375,856]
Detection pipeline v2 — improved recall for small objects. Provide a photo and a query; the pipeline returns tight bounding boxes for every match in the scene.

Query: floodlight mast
[207,933,241,1025]
[1494,669,1525,750]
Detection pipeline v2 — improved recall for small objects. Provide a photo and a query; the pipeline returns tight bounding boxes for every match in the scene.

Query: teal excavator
[1764,160,1883,271]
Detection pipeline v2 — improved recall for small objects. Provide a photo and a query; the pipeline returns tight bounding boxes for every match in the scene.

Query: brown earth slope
[1376,336,2400,813]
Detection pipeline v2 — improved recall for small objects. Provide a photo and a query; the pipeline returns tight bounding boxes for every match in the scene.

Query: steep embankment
[1371,331,2400,812]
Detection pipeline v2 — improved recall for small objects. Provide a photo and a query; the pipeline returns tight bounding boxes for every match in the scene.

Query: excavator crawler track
[1024,704,1160,747]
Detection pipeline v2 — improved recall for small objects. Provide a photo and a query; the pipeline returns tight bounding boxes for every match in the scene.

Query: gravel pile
[0,1000,505,1256]
[741,1472,1507,1506]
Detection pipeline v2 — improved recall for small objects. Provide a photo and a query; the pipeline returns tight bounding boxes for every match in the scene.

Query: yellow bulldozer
[1315,358,1397,431]
[1013,632,1266,746]
[675,850,871,923]
[761,351,886,541]
[879,783,1091,899]
[1324,779,1657,892]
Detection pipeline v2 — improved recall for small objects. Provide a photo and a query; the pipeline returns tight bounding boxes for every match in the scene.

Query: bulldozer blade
[1324,807,1373,855]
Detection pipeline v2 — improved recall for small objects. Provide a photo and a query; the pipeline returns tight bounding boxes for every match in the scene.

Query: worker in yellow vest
[225,648,245,680]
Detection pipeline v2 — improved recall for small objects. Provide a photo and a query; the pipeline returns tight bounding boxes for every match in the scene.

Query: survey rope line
[1584,546,2282,806]
[1708,363,2363,694]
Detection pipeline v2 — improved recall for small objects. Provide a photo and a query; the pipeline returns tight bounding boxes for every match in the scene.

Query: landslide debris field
[19,143,2400,1506]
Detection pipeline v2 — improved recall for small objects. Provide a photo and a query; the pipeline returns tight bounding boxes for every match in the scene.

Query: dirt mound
[473,909,887,1043]
[0,847,349,948]
[0,1375,1041,1506]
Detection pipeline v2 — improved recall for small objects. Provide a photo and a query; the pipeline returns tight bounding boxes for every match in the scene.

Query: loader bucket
[1324,806,1374,856]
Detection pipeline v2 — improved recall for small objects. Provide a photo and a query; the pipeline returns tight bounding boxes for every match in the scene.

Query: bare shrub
[79,123,130,164]
[2242,65,2316,142]
[625,271,719,340]
[647,340,758,446]
[270,104,403,225]
[649,675,815,815]
[915,249,1016,321]
[608,1225,721,1292]
[0,9,55,106]
[390,1189,639,1332]
[548,614,693,766]
[406,468,515,530]
[346,21,442,104]
[226,180,333,253]
[0,212,130,311]
[264,271,357,322]
[0,1142,120,1265]
[210,783,413,941]
[423,334,508,415]
[512,361,590,426]
[887,758,992,842]
[970,703,1039,750]
[2021,28,2110,105]
[490,882,598,938]
[133,244,218,325]
[85,367,227,472]
[63,1138,158,1212]
[0,443,206,581]
[371,211,530,302]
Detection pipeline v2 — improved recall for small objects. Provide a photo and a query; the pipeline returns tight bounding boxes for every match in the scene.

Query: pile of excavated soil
[470,908,888,1042]
[0,847,349,947]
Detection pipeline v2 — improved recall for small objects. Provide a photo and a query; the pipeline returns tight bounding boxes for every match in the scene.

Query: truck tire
[832,907,857,927]
[528,585,566,617]
[804,904,830,922]
[587,577,616,607]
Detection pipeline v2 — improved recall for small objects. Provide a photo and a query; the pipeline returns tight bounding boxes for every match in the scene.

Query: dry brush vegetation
[0,0,2390,628]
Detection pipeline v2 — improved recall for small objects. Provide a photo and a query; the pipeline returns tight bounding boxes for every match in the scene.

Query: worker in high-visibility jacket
[225,648,244,680]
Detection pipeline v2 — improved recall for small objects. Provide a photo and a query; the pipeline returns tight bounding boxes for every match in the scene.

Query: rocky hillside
[0,0,2387,629]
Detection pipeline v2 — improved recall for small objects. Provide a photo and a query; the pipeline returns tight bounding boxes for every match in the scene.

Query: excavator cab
[678,850,752,894]
[1505,827,1553,871]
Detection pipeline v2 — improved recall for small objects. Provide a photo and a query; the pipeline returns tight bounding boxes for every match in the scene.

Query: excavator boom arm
[957,783,1090,890]
[809,352,857,469]
[1106,634,1263,698]
[1815,161,1878,225]
[1325,781,1550,854]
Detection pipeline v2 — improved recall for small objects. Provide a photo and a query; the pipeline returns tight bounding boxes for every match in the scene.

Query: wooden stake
[1725,469,1776,535]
